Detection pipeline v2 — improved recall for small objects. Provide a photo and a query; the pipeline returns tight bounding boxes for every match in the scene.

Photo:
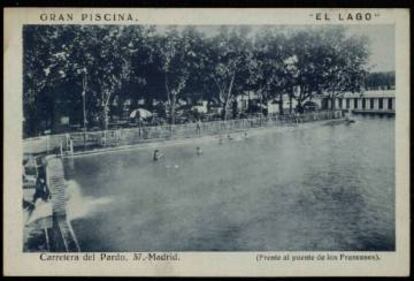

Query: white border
[3,8,410,276]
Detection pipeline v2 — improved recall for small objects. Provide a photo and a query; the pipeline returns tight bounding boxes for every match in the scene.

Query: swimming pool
[64,116,395,251]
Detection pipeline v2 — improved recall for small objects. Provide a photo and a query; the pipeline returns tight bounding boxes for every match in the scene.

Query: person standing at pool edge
[32,158,50,203]
[196,119,202,136]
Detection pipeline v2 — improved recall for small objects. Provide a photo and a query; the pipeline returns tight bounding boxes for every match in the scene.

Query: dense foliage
[24,25,372,136]
[365,71,395,90]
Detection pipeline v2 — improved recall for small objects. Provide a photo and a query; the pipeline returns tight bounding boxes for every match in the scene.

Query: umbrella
[130,108,153,119]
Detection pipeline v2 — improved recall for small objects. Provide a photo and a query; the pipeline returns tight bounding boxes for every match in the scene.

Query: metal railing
[24,111,343,155]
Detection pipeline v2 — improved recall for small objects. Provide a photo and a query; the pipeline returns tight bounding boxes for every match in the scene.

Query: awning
[130,108,153,119]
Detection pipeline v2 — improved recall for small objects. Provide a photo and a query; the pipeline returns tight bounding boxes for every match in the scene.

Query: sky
[157,24,395,73]
[346,25,394,72]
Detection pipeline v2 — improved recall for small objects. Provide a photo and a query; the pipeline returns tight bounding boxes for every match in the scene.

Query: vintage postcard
[3,8,410,276]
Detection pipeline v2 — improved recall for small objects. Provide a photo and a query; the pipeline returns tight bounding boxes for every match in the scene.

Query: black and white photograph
[3,7,410,277]
[22,23,397,252]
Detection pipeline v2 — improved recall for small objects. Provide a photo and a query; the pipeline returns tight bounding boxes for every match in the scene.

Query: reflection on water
[64,116,395,251]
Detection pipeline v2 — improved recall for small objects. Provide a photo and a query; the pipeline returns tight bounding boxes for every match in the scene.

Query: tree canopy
[23,25,372,136]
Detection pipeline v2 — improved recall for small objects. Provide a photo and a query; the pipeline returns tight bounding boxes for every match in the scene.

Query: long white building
[323,90,395,113]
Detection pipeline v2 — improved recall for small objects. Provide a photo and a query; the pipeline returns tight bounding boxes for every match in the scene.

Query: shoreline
[61,119,340,159]
[24,111,345,156]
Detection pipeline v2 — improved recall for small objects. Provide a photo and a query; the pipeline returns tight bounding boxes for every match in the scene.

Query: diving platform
[46,157,80,252]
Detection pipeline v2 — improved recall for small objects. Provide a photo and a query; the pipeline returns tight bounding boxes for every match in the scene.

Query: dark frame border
[1,0,412,279]
[1,0,413,8]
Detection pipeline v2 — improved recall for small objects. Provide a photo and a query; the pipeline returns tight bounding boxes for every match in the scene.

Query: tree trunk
[146,97,154,111]
[221,94,228,121]
[171,93,176,125]
[297,85,303,114]
[164,73,176,125]
[221,73,236,121]
[232,99,238,119]
[297,99,303,114]
[103,105,110,131]
[222,94,232,120]
[221,106,226,120]
[278,92,284,115]
[117,96,125,119]
[101,105,110,146]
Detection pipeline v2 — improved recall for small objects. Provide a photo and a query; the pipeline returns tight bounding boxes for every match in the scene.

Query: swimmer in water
[227,134,233,141]
[196,146,203,156]
[153,149,164,161]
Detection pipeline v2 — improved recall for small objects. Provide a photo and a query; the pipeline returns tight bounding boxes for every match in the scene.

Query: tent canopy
[130,108,153,119]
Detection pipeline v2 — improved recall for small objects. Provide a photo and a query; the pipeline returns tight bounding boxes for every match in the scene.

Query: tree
[205,26,252,120]
[23,25,372,137]
[365,71,395,90]
[249,28,292,115]
[154,27,203,125]
[179,27,210,107]
[82,26,135,130]
[120,26,160,113]
[24,25,159,135]
[24,25,90,135]
[24,25,54,135]
[317,27,370,110]
[288,29,327,113]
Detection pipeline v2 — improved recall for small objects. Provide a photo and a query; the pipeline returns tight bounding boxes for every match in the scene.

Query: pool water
[64,116,395,251]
